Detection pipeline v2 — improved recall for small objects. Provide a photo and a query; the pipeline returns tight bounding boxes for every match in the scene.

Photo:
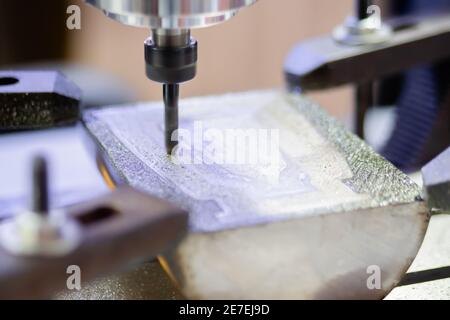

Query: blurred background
[0,0,355,119]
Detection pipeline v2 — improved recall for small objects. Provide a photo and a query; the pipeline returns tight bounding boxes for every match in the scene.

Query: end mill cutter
[85,0,258,154]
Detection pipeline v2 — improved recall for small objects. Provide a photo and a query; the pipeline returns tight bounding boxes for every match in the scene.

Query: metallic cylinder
[152,29,191,48]
[85,0,258,29]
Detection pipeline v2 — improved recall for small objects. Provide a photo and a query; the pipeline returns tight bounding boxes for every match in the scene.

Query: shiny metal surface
[85,0,258,29]
[153,29,190,47]
[81,90,429,299]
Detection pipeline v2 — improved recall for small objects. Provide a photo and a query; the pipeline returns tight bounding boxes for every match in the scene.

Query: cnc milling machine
[0,0,449,300]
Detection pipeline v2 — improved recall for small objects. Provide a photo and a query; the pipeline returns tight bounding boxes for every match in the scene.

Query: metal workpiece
[0,71,81,130]
[85,0,258,29]
[81,90,429,299]
[422,147,450,214]
[284,14,450,92]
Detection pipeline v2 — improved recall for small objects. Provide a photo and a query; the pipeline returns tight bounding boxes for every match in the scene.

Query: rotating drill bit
[163,83,179,153]
[145,29,197,154]
[85,0,258,154]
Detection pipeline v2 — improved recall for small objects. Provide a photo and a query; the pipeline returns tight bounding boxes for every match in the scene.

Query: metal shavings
[287,94,422,206]
[83,91,424,234]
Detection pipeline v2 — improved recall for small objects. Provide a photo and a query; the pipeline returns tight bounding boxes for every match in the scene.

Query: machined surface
[84,91,423,231]
[85,0,258,29]
[82,90,429,299]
